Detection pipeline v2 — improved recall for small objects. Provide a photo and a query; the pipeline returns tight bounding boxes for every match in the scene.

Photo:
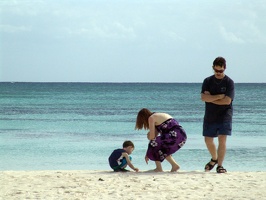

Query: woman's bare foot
[170,164,180,172]
[154,168,163,172]
[165,155,180,172]
[154,161,163,172]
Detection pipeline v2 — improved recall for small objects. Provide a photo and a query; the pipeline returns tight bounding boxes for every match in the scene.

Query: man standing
[201,57,235,173]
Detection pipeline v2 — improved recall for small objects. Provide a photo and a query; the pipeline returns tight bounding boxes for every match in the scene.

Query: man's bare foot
[170,165,180,172]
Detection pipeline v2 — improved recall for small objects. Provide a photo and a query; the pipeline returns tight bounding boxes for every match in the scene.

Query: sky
[0,0,265,83]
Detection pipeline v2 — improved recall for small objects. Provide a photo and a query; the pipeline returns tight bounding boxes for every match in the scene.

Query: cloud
[219,26,245,44]
[216,1,266,45]
[0,25,31,33]
[1,0,266,82]
[241,21,266,44]
[65,21,136,40]
[219,21,266,45]
[162,30,186,43]
[0,0,45,16]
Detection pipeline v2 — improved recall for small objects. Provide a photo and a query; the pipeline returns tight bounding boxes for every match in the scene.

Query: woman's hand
[145,156,149,164]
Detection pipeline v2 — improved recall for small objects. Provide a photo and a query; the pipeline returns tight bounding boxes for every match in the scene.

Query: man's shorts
[203,122,232,137]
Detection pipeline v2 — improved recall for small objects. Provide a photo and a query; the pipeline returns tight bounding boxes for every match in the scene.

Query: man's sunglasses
[214,69,224,73]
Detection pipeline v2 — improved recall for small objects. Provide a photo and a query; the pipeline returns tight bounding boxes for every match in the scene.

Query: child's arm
[122,152,139,172]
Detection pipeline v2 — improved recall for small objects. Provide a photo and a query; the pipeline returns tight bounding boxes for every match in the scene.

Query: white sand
[1,170,265,200]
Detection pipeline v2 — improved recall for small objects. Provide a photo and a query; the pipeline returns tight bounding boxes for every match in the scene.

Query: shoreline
[1,170,265,199]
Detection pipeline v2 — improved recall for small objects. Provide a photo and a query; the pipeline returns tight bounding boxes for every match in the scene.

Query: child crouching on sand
[108,140,139,172]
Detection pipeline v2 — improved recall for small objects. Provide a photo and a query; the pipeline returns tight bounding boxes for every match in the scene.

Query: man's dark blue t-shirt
[201,75,235,123]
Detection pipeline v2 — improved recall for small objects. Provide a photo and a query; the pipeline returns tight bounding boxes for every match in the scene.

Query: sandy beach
[0,170,265,200]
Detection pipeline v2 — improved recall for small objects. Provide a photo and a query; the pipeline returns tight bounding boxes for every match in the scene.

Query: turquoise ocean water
[0,83,265,171]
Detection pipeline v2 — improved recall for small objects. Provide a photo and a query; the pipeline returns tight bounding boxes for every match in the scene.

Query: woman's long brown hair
[135,108,153,130]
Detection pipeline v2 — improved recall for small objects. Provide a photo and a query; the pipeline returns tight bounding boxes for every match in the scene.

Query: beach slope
[1,170,265,199]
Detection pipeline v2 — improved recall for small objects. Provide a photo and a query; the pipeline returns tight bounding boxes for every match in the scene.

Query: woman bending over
[135,108,187,172]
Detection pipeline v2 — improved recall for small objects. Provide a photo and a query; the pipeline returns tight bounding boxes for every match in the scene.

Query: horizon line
[1,81,265,84]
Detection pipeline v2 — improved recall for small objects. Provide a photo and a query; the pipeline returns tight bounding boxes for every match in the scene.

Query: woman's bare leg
[165,155,180,172]
[154,161,163,172]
